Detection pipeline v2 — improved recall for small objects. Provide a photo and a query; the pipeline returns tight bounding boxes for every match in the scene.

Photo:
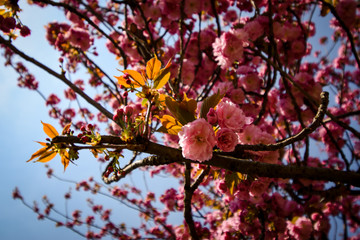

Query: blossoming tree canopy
[2,0,360,239]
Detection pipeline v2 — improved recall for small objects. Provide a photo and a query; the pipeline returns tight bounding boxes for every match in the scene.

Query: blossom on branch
[178,118,216,162]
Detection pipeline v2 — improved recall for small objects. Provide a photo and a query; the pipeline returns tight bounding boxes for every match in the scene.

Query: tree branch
[183,162,199,240]
[52,136,360,187]
[0,36,114,121]
[33,0,128,67]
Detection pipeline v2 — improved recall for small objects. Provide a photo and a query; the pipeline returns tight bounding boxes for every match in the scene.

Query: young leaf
[153,58,172,90]
[35,141,48,147]
[180,93,197,114]
[60,149,70,172]
[200,91,224,119]
[146,55,161,80]
[176,106,197,125]
[165,94,197,125]
[41,121,59,139]
[157,114,183,135]
[153,71,170,90]
[27,146,50,162]
[115,69,146,88]
[36,149,57,163]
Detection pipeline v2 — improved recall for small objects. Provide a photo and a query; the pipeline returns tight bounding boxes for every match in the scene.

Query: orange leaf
[153,58,172,90]
[62,122,72,135]
[60,150,70,171]
[27,146,50,162]
[115,69,146,88]
[146,55,161,80]
[36,149,57,163]
[158,114,183,135]
[41,121,59,139]
[35,141,48,147]
[154,71,170,90]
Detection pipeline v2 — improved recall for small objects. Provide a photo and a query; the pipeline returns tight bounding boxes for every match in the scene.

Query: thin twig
[0,36,114,121]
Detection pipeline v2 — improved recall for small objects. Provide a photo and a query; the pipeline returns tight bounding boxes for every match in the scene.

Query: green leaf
[200,91,224,119]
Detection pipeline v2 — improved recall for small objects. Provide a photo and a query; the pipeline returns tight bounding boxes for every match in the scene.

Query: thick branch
[53,136,360,187]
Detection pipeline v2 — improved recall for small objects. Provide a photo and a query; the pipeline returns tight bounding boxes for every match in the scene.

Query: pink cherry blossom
[244,20,264,41]
[216,128,238,152]
[212,29,248,69]
[336,0,357,29]
[178,118,216,162]
[287,216,313,240]
[206,108,218,125]
[216,97,249,131]
[229,88,245,104]
[239,73,262,92]
[65,27,91,51]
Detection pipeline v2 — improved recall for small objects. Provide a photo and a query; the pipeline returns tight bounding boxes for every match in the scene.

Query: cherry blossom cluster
[3,0,360,239]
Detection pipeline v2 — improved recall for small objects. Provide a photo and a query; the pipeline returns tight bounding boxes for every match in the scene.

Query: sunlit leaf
[126,69,146,87]
[153,58,172,90]
[115,69,146,88]
[36,149,57,163]
[27,146,50,162]
[146,55,161,80]
[157,114,183,135]
[60,150,70,171]
[213,170,220,180]
[154,71,170,90]
[41,121,59,139]
[35,141,48,147]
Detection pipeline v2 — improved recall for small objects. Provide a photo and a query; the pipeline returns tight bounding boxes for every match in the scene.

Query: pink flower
[212,29,248,69]
[206,108,218,125]
[66,27,91,51]
[216,128,238,152]
[229,88,245,104]
[216,98,249,131]
[249,178,269,197]
[239,73,262,92]
[178,118,216,162]
[244,20,264,41]
[287,216,313,240]
[336,0,357,29]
